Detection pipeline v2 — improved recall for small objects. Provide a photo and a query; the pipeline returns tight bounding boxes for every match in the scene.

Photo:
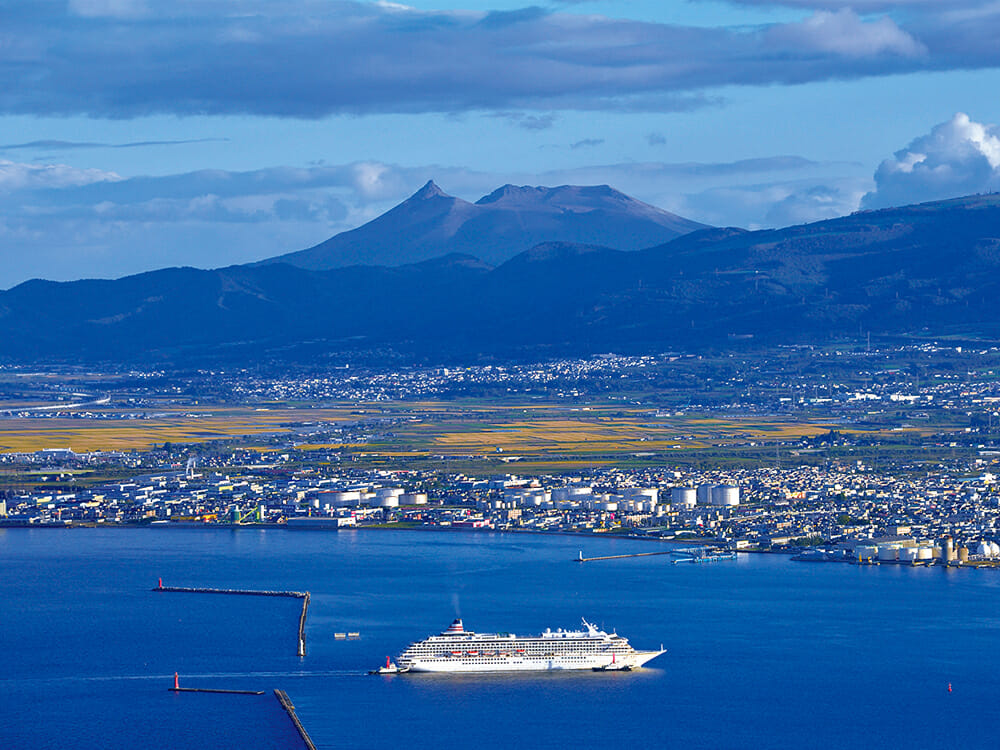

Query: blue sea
[2,527,999,749]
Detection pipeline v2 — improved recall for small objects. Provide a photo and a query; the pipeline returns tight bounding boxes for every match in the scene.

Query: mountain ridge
[3,192,1000,364]
[257,180,707,270]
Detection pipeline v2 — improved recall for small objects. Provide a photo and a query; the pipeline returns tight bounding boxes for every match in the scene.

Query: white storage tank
[855,545,879,560]
[400,493,428,505]
[712,485,740,507]
[671,487,697,508]
[528,492,549,506]
[696,485,715,505]
[593,501,618,512]
[552,485,592,502]
[899,547,919,563]
[375,487,404,499]
[376,496,399,508]
[329,491,362,507]
[916,546,934,560]
[625,488,659,504]
[877,546,899,562]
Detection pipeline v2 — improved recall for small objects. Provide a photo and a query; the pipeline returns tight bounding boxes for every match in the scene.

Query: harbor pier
[275,689,318,750]
[576,547,736,564]
[154,580,311,655]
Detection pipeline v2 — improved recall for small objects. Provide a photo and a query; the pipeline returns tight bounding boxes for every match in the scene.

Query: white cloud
[861,113,1000,209]
[764,9,926,58]
[673,178,868,229]
[0,159,120,193]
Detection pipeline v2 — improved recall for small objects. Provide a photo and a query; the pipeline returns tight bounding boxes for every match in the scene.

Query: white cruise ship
[395,618,664,673]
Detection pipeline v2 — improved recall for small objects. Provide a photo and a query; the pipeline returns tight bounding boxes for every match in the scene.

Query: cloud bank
[0,2,950,118]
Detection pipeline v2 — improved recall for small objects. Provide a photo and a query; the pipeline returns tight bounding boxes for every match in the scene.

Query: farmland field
[0,396,936,471]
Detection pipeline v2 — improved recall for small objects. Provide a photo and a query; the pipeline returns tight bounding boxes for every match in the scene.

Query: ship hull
[396,619,664,674]
[403,649,664,673]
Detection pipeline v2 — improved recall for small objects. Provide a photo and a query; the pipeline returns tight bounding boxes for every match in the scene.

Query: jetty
[274,689,318,750]
[576,550,675,562]
[576,547,737,564]
[154,579,310,656]
[167,673,265,695]
[167,675,316,749]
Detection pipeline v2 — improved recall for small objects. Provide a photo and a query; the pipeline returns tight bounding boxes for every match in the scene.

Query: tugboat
[369,655,409,675]
[591,651,632,672]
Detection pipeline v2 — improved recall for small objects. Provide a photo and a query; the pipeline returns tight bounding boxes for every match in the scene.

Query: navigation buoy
[174,672,179,690]
[158,577,163,589]
[948,683,952,693]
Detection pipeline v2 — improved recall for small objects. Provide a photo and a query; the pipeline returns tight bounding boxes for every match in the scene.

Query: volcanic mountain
[258,180,707,269]
[4,192,1000,364]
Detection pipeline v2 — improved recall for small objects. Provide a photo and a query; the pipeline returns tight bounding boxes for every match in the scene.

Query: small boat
[369,656,409,675]
[592,651,632,672]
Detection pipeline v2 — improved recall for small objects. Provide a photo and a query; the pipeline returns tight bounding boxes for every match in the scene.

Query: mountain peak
[476,184,541,205]
[410,180,449,201]
[258,180,707,270]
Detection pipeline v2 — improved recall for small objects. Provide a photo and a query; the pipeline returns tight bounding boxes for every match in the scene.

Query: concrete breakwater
[275,689,318,750]
[154,581,310,656]
[576,550,675,562]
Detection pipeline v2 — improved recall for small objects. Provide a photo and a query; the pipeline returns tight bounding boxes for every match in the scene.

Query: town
[3,441,1000,568]
[4,345,1000,568]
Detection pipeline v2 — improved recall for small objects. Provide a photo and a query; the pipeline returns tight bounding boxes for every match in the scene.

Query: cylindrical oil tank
[958,546,969,563]
[625,488,659,503]
[941,536,955,562]
[375,487,404,499]
[376,496,399,508]
[672,487,697,508]
[916,546,934,560]
[330,491,361,507]
[712,485,740,507]
[877,546,898,562]
[855,545,878,560]
[899,547,919,563]
[593,501,618,512]
[503,489,526,503]
[400,493,428,505]
[696,485,715,505]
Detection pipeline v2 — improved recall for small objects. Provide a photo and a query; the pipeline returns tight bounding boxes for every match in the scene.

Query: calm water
[2,527,999,749]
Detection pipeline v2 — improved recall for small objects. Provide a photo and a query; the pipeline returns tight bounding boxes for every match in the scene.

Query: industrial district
[3,450,1000,568]
[5,345,1000,569]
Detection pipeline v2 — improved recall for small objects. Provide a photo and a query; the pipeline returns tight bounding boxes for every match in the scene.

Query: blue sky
[2,0,1000,287]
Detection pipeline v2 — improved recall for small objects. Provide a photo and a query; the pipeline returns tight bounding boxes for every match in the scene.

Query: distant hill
[258,181,707,269]
[4,193,1000,364]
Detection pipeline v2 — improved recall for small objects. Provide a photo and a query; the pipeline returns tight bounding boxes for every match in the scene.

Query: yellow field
[0,405,357,453]
[0,397,931,458]
[387,415,878,456]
